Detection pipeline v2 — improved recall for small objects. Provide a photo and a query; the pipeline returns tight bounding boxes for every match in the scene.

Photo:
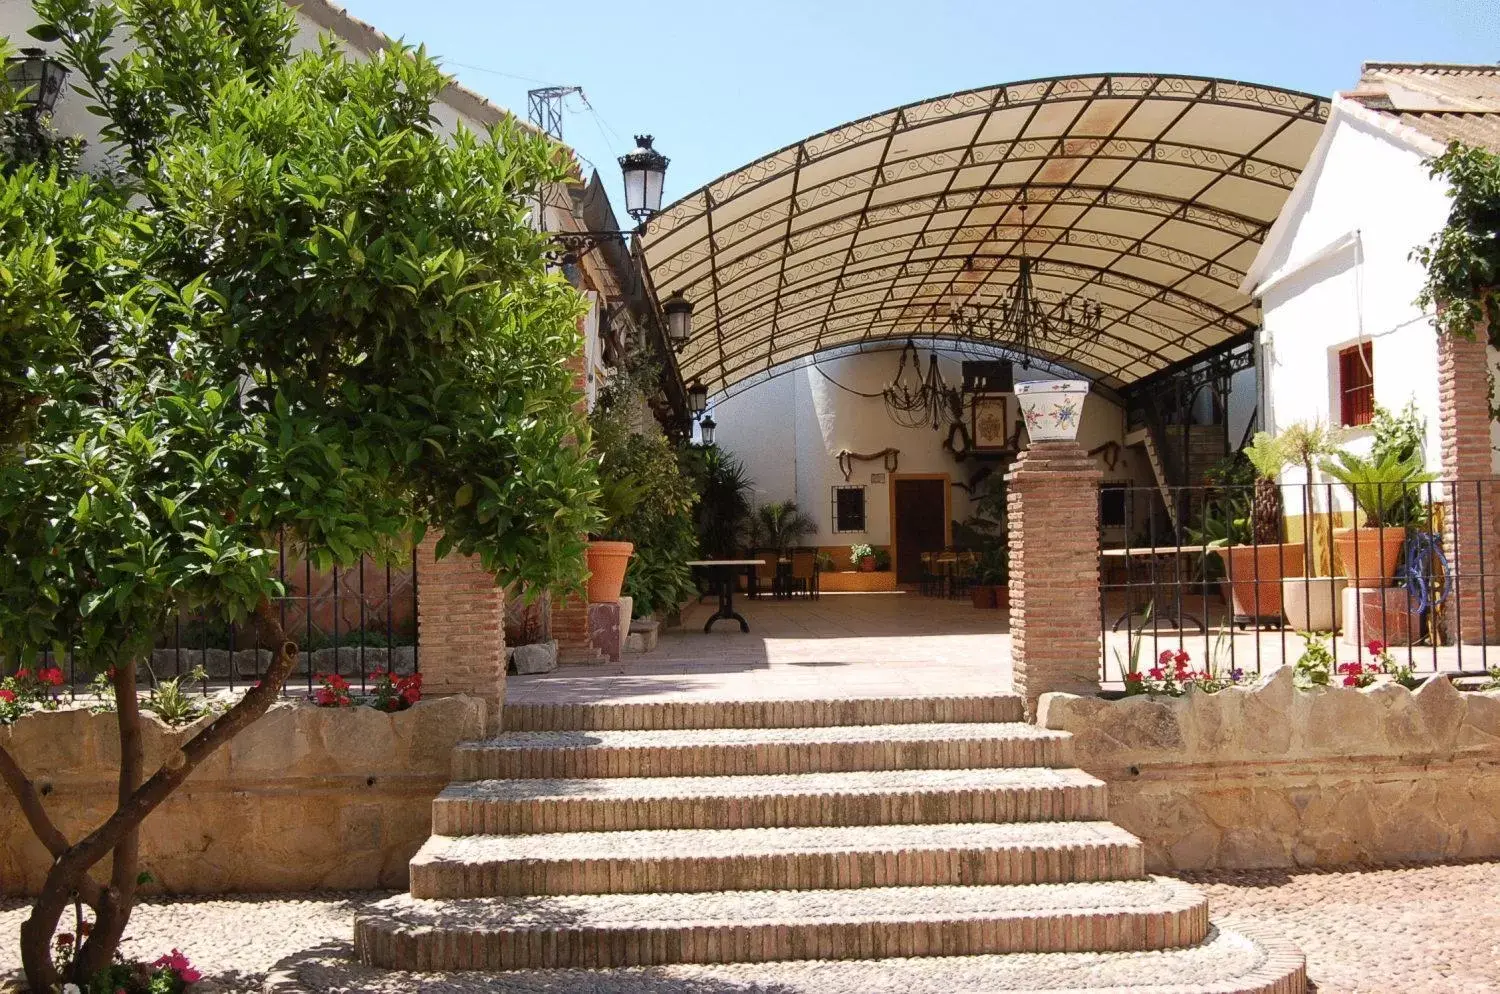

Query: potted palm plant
[1321,448,1433,585]
[1213,432,1305,625]
[754,500,817,557]
[587,474,645,604]
[1277,421,1346,631]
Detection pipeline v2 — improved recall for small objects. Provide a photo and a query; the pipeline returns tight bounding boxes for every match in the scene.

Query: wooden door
[893,477,948,583]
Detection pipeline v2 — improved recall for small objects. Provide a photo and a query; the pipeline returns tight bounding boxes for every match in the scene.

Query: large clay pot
[1220,542,1305,623]
[1332,527,1407,586]
[1015,380,1089,441]
[994,586,1010,612]
[1281,575,1346,632]
[970,584,997,609]
[586,540,634,603]
[858,555,876,572]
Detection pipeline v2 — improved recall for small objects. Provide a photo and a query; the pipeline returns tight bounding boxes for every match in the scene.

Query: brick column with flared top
[415,533,506,730]
[1438,323,1500,644]
[1006,440,1103,720]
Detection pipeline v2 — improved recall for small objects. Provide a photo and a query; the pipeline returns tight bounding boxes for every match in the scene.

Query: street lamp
[686,379,708,419]
[698,415,716,446]
[663,290,693,350]
[619,135,669,222]
[4,48,68,117]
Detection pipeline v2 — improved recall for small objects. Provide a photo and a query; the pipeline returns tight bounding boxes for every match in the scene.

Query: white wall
[711,348,1146,547]
[1256,109,1460,510]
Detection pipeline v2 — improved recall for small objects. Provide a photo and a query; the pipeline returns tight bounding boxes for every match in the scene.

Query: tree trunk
[74,657,146,978]
[15,603,299,991]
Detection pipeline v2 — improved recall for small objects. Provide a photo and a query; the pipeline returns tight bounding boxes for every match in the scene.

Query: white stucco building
[1245,63,1500,498]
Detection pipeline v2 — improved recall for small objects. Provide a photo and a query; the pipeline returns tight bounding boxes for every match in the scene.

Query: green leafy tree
[0,2,598,987]
[1414,142,1500,345]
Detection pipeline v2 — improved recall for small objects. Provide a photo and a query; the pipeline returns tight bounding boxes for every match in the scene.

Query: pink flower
[1157,650,1174,666]
[152,948,202,983]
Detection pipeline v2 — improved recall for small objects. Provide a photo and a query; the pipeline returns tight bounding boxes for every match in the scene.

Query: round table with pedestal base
[686,559,765,633]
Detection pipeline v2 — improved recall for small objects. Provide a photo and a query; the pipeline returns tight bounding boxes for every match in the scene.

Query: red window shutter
[1338,342,1373,427]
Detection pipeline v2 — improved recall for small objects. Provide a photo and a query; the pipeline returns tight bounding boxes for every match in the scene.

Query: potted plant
[970,545,1008,608]
[587,474,644,604]
[873,548,892,571]
[850,542,876,571]
[1210,434,1305,625]
[1321,448,1433,586]
[1276,421,1347,631]
[752,500,817,557]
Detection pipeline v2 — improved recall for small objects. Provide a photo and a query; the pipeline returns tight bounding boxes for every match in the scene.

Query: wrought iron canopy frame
[637,73,1328,399]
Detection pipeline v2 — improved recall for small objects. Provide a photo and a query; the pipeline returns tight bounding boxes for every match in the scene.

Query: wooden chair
[748,550,780,599]
[788,548,819,600]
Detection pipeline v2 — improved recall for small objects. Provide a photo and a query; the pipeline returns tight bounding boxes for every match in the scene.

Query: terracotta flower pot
[970,584,996,609]
[994,586,1010,611]
[1332,527,1407,587]
[858,556,876,572]
[586,540,634,604]
[1220,542,1305,623]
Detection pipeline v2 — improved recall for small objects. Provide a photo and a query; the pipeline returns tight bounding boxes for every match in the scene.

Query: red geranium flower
[38,666,64,687]
[1173,649,1190,667]
[1157,650,1173,666]
[1148,666,1164,680]
[0,689,15,703]
[1367,640,1386,656]
[14,668,30,681]
[1124,672,1143,683]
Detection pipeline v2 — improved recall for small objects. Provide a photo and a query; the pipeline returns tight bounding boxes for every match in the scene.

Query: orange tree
[0,1,598,988]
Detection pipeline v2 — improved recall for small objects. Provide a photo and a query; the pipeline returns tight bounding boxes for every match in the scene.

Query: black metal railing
[1100,480,1496,686]
[33,548,417,698]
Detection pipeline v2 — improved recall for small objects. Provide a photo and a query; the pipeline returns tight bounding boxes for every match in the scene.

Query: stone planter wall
[0,696,485,896]
[1038,670,1500,871]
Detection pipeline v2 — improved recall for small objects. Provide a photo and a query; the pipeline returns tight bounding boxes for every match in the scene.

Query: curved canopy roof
[639,74,1329,395]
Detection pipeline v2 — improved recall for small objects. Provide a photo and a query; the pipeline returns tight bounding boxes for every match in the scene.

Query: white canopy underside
[639,74,1329,394]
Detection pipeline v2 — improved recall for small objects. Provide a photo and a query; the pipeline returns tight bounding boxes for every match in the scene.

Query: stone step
[433,767,1108,835]
[453,722,1070,780]
[408,821,1144,899]
[355,877,1210,970]
[499,694,1024,732]
[269,921,1305,993]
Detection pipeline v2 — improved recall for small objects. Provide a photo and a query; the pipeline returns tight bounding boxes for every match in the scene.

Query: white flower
[63,985,82,994]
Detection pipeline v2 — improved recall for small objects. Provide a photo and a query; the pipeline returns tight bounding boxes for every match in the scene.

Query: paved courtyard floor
[4,861,1497,992]
[510,591,1015,705]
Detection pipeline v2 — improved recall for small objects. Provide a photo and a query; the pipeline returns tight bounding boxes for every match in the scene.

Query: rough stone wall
[1437,325,1500,642]
[415,534,505,727]
[1006,440,1103,719]
[1038,670,1500,871]
[0,697,484,896]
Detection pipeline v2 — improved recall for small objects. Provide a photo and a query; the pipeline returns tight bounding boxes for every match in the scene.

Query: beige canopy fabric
[639,74,1329,395]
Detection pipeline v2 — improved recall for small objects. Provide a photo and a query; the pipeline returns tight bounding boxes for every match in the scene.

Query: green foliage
[1242,431,1290,481]
[589,384,699,616]
[681,445,753,558]
[0,0,599,678]
[143,666,208,725]
[1319,448,1434,528]
[974,544,1008,585]
[1293,631,1334,689]
[751,501,816,554]
[1371,401,1427,463]
[1413,142,1500,343]
[872,547,892,571]
[849,542,875,565]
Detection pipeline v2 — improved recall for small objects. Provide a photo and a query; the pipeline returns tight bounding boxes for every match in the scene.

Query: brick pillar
[1006,440,1102,720]
[1438,325,1500,643]
[416,533,506,730]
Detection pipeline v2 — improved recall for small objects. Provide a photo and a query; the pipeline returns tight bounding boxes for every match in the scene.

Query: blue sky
[341,0,1498,216]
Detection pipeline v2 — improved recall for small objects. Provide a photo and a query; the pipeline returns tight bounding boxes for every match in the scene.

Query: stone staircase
[344,694,1305,992]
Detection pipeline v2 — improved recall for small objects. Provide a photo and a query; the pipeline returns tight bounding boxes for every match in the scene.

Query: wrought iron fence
[1100,479,1497,687]
[32,547,417,698]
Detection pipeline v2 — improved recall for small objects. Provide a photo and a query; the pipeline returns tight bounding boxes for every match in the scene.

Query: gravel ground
[3,861,1499,992]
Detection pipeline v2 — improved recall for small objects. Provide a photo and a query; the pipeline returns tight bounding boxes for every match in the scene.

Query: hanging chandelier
[949,198,1105,369]
[883,339,962,430]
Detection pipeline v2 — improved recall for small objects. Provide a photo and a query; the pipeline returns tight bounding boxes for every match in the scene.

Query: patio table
[1100,545,1207,633]
[687,559,764,633]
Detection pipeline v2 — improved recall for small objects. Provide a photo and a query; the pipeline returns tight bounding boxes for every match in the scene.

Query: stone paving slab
[433,767,1108,835]
[353,878,1209,969]
[409,822,1146,898]
[268,922,1305,993]
[454,722,1072,779]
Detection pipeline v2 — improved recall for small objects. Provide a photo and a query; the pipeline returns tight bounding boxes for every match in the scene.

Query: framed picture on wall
[970,395,1010,451]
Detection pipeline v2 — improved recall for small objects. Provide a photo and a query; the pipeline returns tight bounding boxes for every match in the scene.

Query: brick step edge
[499,695,1024,731]
[263,920,1305,994]
[453,732,1073,780]
[353,883,1210,970]
[409,829,1145,898]
[432,772,1108,835]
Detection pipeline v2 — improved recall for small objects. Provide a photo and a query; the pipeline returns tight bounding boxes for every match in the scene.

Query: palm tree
[751,500,817,555]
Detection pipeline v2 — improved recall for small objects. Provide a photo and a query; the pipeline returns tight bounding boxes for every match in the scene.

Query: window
[1338,342,1374,427]
[1100,484,1128,528]
[832,486,867,533]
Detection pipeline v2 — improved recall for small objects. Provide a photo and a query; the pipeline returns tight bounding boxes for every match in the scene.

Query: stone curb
[500,695,1024,731]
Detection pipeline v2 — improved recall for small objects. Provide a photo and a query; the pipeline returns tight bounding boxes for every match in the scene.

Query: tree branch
[0,737,105,909]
